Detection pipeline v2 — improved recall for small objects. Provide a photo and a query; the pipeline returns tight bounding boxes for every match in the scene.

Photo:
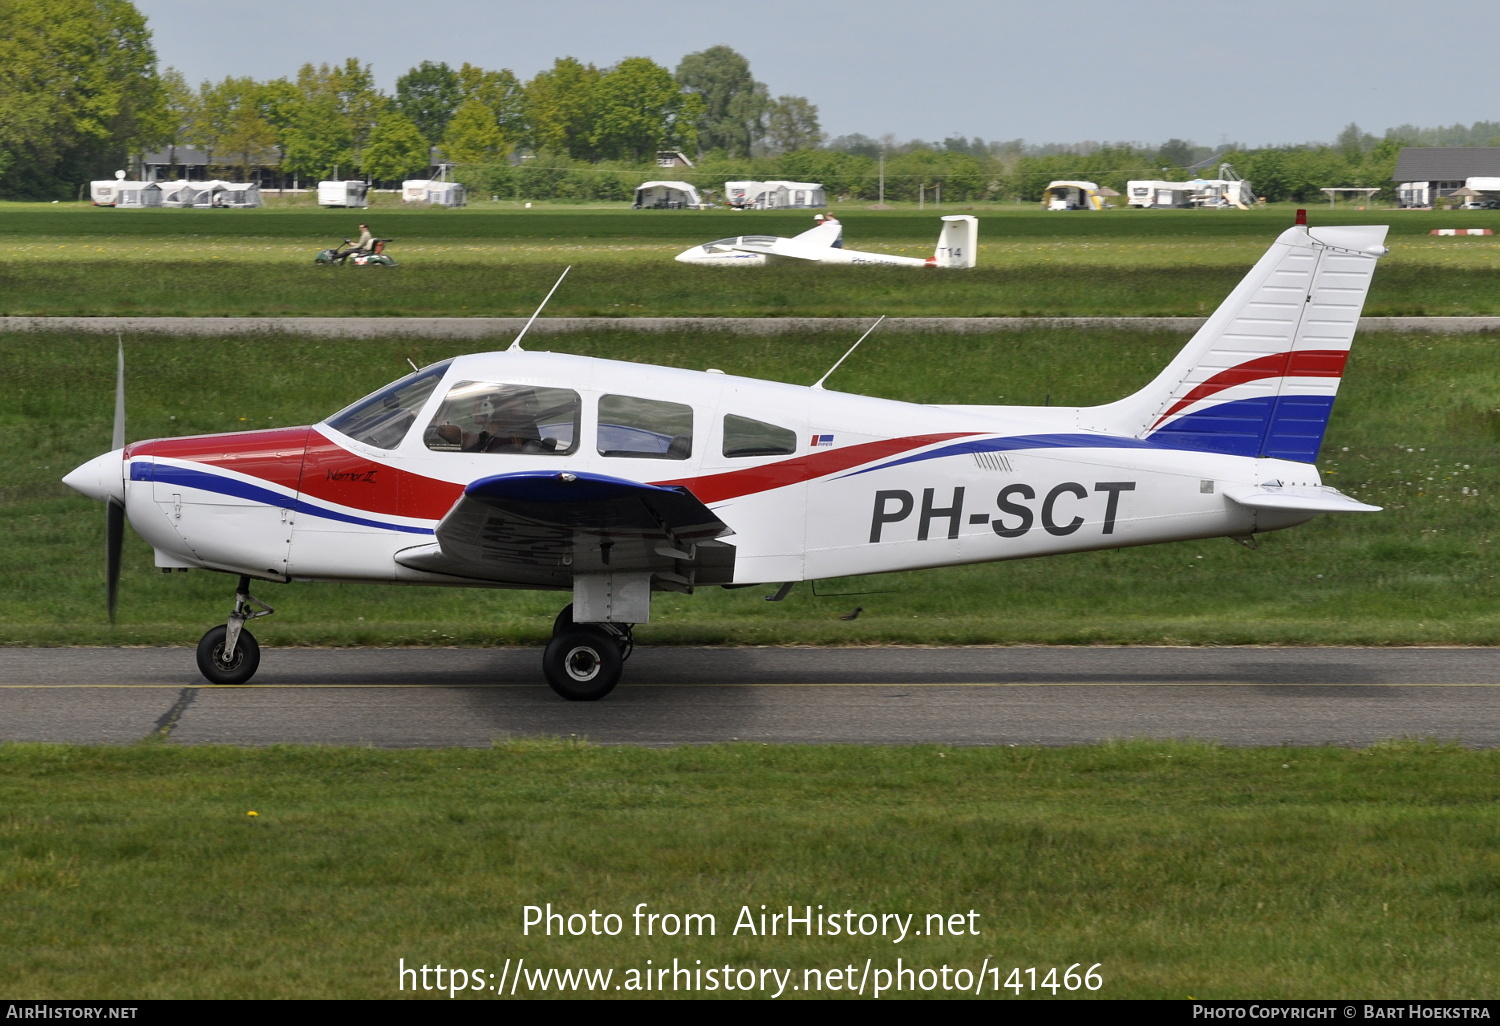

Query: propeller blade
[112,337,125,451]
[108,338,126,623]
[106,499,124,624]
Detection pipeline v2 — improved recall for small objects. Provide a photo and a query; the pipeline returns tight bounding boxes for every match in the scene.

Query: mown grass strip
[1,740,1498,999]
[2,327,1495,647]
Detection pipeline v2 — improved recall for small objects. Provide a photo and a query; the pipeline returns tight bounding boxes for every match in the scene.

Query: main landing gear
[542,604,633,702]
[195,575,274,685]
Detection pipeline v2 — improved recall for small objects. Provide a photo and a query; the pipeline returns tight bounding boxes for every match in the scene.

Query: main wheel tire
[552,603,575,636]
[543,627,622,701]
[195,625,261,685]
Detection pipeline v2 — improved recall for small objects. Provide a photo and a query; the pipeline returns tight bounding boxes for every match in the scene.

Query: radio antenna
[812,315,885,390]
[509,266,571,352]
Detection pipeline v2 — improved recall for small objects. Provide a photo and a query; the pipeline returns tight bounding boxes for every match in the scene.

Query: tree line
[0,0,1490,202]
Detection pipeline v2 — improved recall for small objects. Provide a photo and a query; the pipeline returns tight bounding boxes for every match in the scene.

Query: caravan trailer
[401,180,468,206]
[1041,181,1104,210]
[724,180,825,209]
[318,181,370,208]
[114,182,162,208]
[1126,181,1196,208]
[633,181,706,209]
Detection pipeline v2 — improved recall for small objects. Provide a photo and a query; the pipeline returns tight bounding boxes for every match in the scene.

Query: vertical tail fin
[934,215,977,268]
[1083,222,1388,463]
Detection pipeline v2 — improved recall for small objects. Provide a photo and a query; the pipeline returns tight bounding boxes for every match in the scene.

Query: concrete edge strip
[4,316,1500,336]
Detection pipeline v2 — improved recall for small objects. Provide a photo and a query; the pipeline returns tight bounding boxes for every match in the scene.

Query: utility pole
[878,155,884,204]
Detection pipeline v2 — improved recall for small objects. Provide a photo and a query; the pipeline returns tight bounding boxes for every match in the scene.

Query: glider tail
[933,215,977,268]
[1084,219,1388,463]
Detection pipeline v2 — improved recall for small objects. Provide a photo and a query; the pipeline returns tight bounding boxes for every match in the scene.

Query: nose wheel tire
[543,627,623,701]
[196,625,261,685]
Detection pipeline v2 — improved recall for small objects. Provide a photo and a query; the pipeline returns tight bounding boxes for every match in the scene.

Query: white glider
[676,214,977,268]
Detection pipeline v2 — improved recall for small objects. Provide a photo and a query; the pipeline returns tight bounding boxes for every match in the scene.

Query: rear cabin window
[424,380,580,455]
[722,414,797,458]
[324,361,451,450]
[597,395,693,459]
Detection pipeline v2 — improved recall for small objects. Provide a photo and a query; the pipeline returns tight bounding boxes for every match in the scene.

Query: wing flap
[395,471,735,587]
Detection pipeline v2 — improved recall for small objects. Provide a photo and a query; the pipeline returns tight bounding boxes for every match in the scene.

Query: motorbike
[314,237,397,266]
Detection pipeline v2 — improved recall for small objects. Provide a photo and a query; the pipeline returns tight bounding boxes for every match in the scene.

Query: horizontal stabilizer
[1223,483,1381,514]
[395,471,735,588]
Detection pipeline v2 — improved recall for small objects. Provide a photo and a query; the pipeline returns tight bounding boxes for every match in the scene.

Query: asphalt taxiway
[3,646,1499,748]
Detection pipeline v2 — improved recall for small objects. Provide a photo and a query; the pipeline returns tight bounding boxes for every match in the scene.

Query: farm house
[724,180,825,209]
[1392,148,1500,207]
[402,180,467,206]
[632,180,706,209]
[318,181,370,208]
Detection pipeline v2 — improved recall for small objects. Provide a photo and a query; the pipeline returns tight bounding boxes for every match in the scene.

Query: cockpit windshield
[701,235,777,253]
[324,360,452,449]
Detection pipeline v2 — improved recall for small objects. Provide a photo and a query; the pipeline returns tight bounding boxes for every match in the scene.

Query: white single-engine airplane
[66,214,1385,700]
[675,214,978,268]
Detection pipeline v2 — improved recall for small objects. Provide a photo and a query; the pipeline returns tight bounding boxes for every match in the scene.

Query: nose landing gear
[543,604,633,701]
[196,575,274,685]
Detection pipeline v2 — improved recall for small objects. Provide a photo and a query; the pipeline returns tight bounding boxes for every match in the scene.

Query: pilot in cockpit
[434,388,553,453]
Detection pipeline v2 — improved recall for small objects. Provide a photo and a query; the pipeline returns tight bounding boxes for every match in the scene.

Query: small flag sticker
[812,434,835,447]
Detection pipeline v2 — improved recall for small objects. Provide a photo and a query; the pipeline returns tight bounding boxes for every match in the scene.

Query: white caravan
[1126,181,1196,209]
[318,181,370,208]
[725,181,826,209]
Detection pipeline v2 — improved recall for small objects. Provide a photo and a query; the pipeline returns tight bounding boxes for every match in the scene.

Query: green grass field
[4,741,1499,999]
[4,201,1498,1002]
[3,202,1499,316]
[3,326,1494,647]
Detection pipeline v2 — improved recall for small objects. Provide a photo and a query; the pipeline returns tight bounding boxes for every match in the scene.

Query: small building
[633,180,706,209]
[655,151,695,169]
[318,181,370,208]
[401,180,467,206]
[1392,148,1500,207]
[723,180,825,209]
[1041,180,1104,210]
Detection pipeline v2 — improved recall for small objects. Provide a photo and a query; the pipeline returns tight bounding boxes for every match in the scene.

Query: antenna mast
[812,316,885,390]
[509,266,572,352]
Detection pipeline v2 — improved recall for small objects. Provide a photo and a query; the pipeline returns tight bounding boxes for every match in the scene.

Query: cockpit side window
[324,360,452,450]
[722,414,797,458]
[424,380,580,455]
[597,394,693,459]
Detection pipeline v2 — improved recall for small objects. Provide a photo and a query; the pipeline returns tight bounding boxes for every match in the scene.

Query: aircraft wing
[394,470,736,589]
[726,238,829,262]
[1223,483,1381,513]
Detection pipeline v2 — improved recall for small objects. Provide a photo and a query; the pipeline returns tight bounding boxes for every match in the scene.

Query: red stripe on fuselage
[1151,350,1348,429]
[653,433,977,504]
[125,426,465,522]
[298,431,463,521]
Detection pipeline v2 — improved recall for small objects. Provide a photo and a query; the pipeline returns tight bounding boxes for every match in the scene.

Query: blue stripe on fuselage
[132,461,434,535]
[835,433,1165,479]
